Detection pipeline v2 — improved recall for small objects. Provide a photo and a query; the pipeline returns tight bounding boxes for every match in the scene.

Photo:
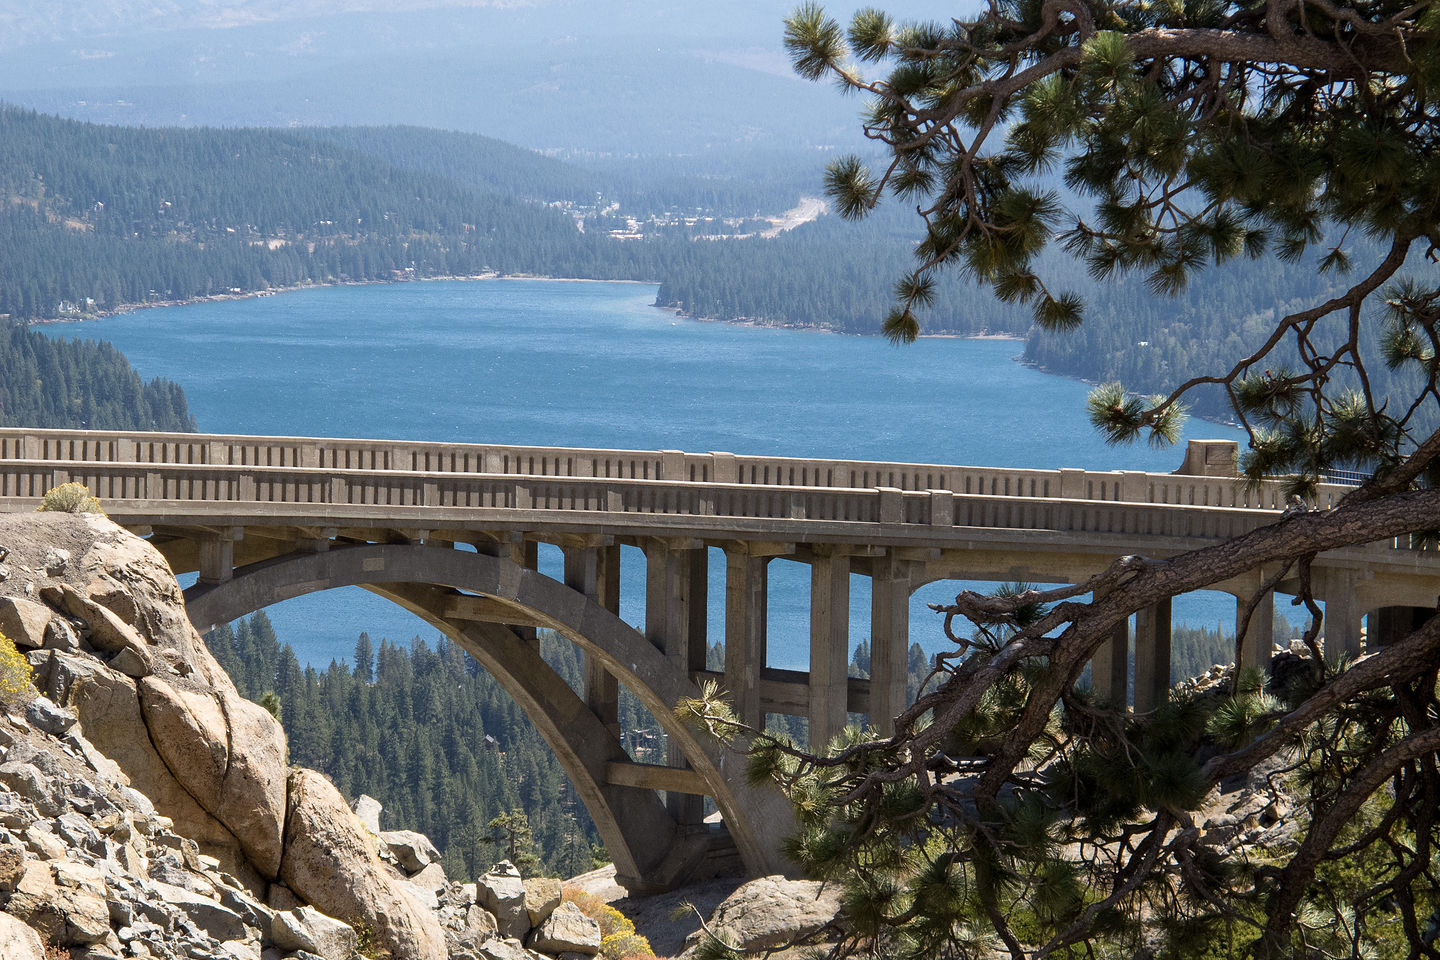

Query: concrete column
[809,550,850,751]
[724,548,767,729]
[869,554,910,736]
[558,546,616,736]
[197,527,242,586]
[197,536,235,586]
[1090,603,1129,707]
[1133,598,1171,714]
[1236,585,1274,673]
[1323,569,1362,661]
[645,541,704,826]
[686,549,709,673]
[509,539,539,644]
[585,546,621,737]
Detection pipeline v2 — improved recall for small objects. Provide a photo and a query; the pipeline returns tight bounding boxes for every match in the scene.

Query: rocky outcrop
[0,512,652,960]
[0,513,449,958]
[281,769,448,960]
[681,875,843,955]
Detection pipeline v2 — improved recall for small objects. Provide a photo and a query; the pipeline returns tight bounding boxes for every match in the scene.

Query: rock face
[0,513,448,958]
[0,512,633,960]
[281,769,448,960]
[683,875,844,954]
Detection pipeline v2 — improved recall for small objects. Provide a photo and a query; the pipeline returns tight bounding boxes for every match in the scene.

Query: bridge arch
[183,543,794,892]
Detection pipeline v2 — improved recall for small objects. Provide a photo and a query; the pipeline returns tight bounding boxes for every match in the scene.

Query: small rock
[108,645,151,678]
[149,879,249,941]
[461,904,498,944]
[43,617,81,652]
[522,876,561,926]
[0,595,53,649]
[271,906,359,960]
[410,860,448,899]
[0,759,63,817]
[0,839,26,891]
[353,794,382,833]
[43,547,71,576]
[0,911,46,960]
[528,900,601,956]
[26,695,78,736]
[684,875,843,953]
[477,861,530,940]
[476,938,533,960]
[380,828,441,874]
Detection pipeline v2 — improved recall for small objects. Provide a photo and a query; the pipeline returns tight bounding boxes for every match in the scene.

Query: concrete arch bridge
[3,428,1437,892]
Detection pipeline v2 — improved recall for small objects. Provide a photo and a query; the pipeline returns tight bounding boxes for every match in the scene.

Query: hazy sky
[0,1,968,156]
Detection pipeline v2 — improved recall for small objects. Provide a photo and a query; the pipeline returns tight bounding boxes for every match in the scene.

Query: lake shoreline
[30,272,1029,343]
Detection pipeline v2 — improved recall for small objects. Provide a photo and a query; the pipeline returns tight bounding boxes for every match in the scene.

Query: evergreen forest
[9,101,1424,415]
[205,608,1245,881]
[0,323,195,431]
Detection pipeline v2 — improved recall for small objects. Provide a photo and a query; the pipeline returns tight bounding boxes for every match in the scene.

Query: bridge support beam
[809,549,850,751]
[869,553,910,736]
[1323,569,1364,661]
[1133,598,1171,714]
[565,545,621,737]
[1234,576,1275,673]
[197,527,243,585]
[724,548,768,729]
[1090,600,1129,708]
[645,540,707,826]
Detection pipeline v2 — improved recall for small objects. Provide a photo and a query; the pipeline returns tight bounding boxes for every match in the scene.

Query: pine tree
[682,6,1440,959]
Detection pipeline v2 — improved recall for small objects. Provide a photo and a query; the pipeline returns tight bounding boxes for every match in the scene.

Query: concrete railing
[0,428,1346,512]
[0,456,1381,552]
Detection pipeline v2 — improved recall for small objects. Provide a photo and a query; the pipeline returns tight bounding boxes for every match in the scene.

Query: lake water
[48,279,1247,671]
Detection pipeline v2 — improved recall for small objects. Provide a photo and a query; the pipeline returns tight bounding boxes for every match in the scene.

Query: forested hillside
[205,615,612,881]
[206,604,1250,884]
[7,104,1421,398]
[0,323,195,430]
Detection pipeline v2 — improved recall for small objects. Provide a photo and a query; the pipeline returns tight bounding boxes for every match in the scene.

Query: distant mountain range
[0,0,959,159]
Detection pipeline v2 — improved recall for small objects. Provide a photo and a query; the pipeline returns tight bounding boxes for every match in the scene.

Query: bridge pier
[1133,599,1172,714]
[563,544,621,738]
[869,552,910,736]
[724,546,769,729]
[1232,573,1275,672]
[1090,586,1130,707]
[1323,568,1364,660]
[197,527,243,585]
[644,539,708,827]
[808,548,850,750]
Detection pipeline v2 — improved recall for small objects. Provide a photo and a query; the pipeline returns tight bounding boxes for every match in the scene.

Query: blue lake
[47,279,1248,670]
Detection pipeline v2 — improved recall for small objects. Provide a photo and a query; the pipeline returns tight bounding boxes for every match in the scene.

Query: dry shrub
[37,481,105,515]
[0,630,35,711]
[562,886,657,959]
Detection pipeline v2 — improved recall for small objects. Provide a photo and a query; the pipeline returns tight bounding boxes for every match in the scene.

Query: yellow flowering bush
[37,481,105,515]
[0,630,35,711]
[561,887,656,959]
